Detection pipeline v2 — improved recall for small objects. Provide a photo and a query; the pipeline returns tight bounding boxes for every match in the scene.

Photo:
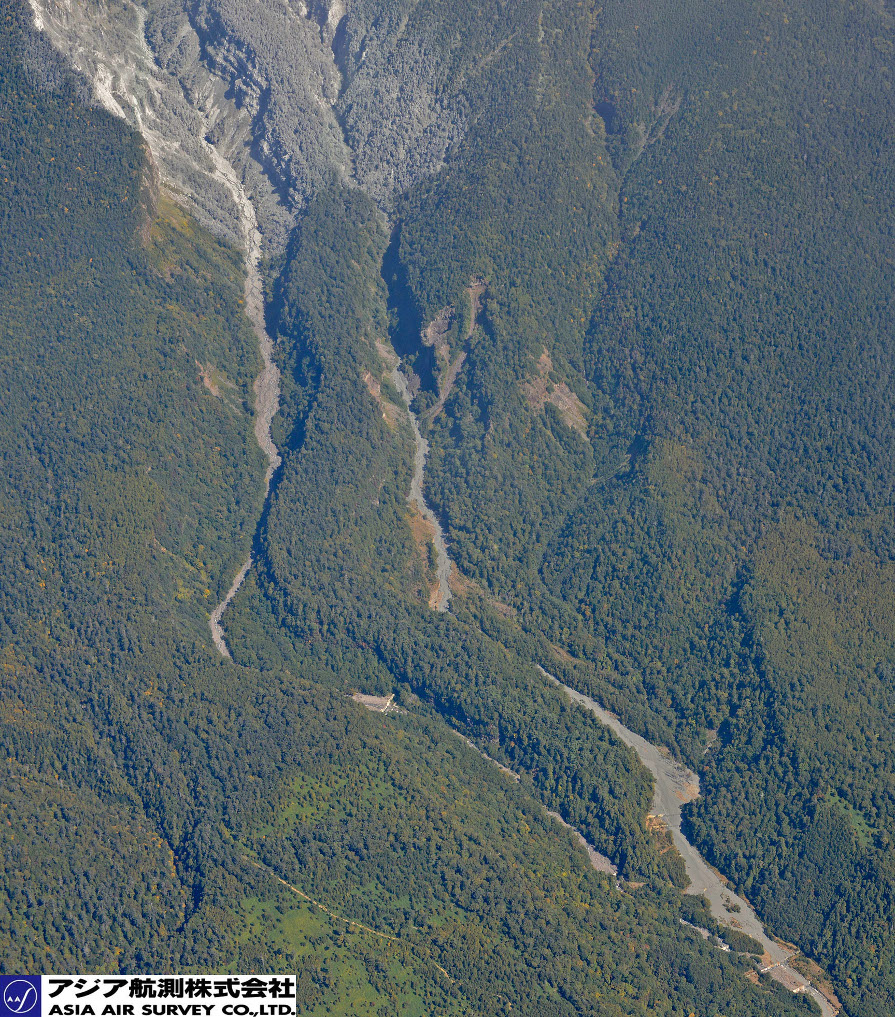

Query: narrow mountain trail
[244,857,454,980]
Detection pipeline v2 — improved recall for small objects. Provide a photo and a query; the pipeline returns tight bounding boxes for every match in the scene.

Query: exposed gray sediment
[25,0,282,659]
[205,146,282,659]
[540,667,838,1016]
[208,556,254,658]
[391,366,452,612]
[22,7,840,1008]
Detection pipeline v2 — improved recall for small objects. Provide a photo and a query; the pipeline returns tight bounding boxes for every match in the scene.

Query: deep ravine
[25,9,838,1010]
[380,368,835,1009]
[26,0,283,658]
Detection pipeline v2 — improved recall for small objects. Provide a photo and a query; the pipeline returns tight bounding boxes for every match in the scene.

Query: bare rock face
[180,0,469,207]
[26,0,281,248]
[186,0,351,208]
[26,0,469,249]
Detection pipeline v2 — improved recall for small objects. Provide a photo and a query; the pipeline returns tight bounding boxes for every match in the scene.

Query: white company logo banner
[0,977,297,1017]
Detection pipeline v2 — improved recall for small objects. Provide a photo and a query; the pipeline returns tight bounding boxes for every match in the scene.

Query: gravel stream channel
[205,152,281,657]
[390,366,452,612]
[540,667,838,1015]
[215,232,835,1009]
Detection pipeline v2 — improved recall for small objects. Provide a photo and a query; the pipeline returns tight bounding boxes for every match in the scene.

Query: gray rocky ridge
[27,0,468,251]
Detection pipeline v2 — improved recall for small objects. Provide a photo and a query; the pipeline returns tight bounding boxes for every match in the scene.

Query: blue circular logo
[3,982,38,1015]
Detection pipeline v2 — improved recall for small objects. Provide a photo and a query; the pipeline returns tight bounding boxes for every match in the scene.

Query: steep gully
[25,0,282,658]
[207,150,281,658]
[29,7,833,1005]
[389,367,452,613]
[385,352,834,1009]
[380,305,834,1008]
[207,236,454,646]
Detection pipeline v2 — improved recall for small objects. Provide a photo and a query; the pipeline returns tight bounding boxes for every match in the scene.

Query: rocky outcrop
[183,0,351,212]
[27,0,262,246]
[26,0,350,250]
[182,0,469,207]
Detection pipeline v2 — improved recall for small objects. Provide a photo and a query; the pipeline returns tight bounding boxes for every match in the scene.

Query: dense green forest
[4,0,895,1012]
[248,0,895,1011]
[237,184,682,887]
[0,1,821,1013]
[558,2,895,1014]
[373,0,895,1013]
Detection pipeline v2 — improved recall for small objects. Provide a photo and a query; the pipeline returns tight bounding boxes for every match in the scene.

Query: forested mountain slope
[548,3,895,1013]
[7,0,894,1013]
[0,2,820,1014]
[361,1,895,1012]
[248,0,893,1009]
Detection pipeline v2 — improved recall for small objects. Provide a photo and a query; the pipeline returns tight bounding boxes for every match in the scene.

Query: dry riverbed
[390,366,452,612]
[540,667,839,1016]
